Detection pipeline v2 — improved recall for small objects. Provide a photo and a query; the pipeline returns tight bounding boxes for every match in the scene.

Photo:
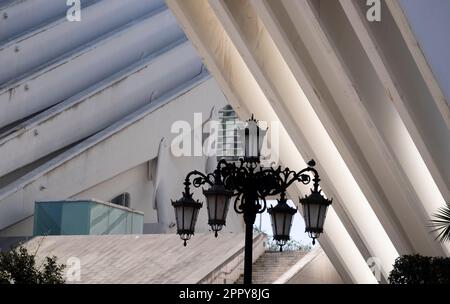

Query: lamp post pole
[244,217,254,284]
[242,193,258,285]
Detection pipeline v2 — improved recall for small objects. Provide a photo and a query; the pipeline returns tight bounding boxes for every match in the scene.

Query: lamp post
[171,115,332,284]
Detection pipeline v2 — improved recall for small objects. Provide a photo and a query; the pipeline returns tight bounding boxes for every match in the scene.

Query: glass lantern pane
[190,207,200,231]
[206,195,217,222]
[283,213,294,236]
[216,195,226,222]
[223,197,230,221]
[305,203,320,229]
[270,212,278,235]
[318,204,328,230]
[175,206,183,229]
[276,212,285,236]
[310,204,320,229]
[303,204,310,228]
[182,206,194,231]
[257,128,267,158]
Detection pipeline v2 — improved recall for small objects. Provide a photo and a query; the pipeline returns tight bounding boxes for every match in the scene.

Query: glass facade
[33,200,143,236]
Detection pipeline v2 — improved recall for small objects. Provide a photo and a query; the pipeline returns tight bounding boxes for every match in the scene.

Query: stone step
[234,250,307,284]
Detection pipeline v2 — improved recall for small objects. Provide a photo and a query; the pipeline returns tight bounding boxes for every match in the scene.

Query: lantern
[299,189,332,245]
[268,198,297,251]
[240,115,267,162]
[172,193,202,246]
[203,183,233,237]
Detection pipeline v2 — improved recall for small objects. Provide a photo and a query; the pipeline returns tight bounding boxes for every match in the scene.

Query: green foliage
[0,246,65,284]
[253,225,311,252]
[266,238,311,252]
[389,254,450,284]
[430,203,450,242]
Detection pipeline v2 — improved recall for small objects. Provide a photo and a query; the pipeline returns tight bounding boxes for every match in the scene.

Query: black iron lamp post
[171,115,332,284]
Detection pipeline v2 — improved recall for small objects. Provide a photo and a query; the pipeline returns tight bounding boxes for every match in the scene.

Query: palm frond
[429,205,450,243]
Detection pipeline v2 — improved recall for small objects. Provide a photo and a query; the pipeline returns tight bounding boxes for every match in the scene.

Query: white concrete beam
[339,0,450,254]
[0,7,184,129]
[0,0,94,42]
[276,0,447,256]
[251,0,401,261]
[386,0,450,130]
[208,0,396,280]
[0,41,201,178]
[166,0,379,283]
[0,75,216,231]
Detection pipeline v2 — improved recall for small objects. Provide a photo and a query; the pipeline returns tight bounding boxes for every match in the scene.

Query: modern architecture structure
[0,0,244,240]
[166,0,450,283]
[0,0,448,284]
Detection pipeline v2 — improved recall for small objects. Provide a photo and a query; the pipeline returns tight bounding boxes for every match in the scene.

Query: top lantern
[240,114,267,162]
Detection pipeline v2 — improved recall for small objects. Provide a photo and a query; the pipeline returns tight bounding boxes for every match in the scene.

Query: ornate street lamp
[172,115,332,284]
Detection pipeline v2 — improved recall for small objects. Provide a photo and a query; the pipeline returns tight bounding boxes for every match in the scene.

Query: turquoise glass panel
[34,200,143,236]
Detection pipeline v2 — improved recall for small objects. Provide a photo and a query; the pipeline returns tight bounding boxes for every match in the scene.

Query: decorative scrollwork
[233,194,243,214]
[298,174,311,185]
[183,158,320,224]
[192,176,206,188]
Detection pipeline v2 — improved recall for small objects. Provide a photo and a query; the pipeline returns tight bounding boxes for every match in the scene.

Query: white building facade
[0,0,245,240]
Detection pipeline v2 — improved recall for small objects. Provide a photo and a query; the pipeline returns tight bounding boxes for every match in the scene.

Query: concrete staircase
[235,251,307,284]
[23,233,265,284]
